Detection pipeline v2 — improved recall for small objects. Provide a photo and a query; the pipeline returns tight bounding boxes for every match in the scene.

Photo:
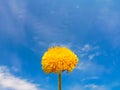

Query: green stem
[58,73,62,90]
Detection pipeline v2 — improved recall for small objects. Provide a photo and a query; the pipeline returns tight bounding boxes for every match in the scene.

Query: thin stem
[58,73,62,90]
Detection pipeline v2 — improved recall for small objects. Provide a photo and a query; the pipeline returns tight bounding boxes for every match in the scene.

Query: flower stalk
[58,73,62,90]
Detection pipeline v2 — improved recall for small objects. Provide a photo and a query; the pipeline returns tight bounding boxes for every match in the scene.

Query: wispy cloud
[76,61,105,76]
[0,0,27,45]
[68,84,108,90]
[84,84,108,90]
[81,76,99,81]
[77,44,100,60]
[8,0,27,20]
[31,18,73,42]
[68,81,120,90]
[0,66,43,90]
[73,44,106,77]
[88,52,100,60]
[96,0,120,48]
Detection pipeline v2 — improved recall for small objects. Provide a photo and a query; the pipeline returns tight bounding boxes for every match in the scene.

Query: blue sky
[0,0,120,90]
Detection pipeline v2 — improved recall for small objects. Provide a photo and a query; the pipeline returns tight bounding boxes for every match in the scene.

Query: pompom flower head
[41,46,79,90]
[41,46,78,73]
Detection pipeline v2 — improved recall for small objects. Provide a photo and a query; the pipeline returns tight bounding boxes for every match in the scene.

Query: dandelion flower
[41,46,78,73]
[41,46,79,90]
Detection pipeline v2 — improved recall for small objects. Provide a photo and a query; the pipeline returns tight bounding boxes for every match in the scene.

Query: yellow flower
[41,46,79,73]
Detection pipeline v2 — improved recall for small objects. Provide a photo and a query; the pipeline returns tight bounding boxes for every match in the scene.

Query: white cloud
[98,7,120,31]
[84,84,108,90]
[88,54,95,60]
[81,76,99,81]
[81,44,91,52]
[0,66,43,90]
[68,82,120,90]
[28,15,72,41]
[8,0,27,19]
[96,0,120,48]
[68,84,108,90]
[0,0,27,45]
[77,44,100,60]
[88,52,100,60]
[75,82,120,90]
[76,61,105,76]
[72,44,104,76]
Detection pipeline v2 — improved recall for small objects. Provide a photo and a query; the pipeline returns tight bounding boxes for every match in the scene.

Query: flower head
[41,46,79,73]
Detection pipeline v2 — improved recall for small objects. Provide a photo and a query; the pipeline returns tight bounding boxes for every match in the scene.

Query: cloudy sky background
[0,0,120,90]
